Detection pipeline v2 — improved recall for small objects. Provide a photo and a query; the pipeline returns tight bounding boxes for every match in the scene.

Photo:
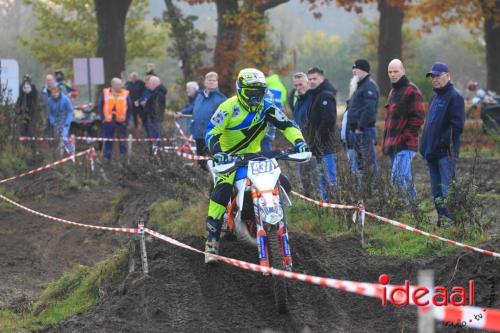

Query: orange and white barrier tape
[19,135,177,142]
[363,210,500,258]
[291,192,500,258]
[174,121,195,143]
[158,146,211,161]
[0,193,137,234]
[145,227,500,331]
[18,136,56,141]
[175,151,211,161]
[0,148,95,184]
[291,191,358,210]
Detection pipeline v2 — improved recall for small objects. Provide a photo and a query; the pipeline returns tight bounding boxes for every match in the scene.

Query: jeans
[427,156,456,218]
[47,123,74,154]
[102,122,127,159]
[312,153,337,201]
[349,127,378,187]
[390,150,416,200]
[144,119,162,152]
[347,148,358,175]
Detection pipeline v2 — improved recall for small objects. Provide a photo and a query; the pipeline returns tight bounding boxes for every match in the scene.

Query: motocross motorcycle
[209,149,311,313]
[70,103,102,150]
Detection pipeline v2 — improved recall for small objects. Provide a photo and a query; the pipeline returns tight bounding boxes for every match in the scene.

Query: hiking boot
[204,240,219,264]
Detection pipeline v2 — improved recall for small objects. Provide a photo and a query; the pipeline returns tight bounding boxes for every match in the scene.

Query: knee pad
[206,217,221,235]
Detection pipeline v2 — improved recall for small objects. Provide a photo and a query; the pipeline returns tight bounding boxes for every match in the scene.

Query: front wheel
[267,226,289,314]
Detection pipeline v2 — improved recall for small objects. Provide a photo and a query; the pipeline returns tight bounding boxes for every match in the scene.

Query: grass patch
[0,185,19,212]
[363,221,489,258]
[286,200,353,237]
[148,199,207,236]
[0,248,128,332]
[289,197,490,259]
[0,145,29,176]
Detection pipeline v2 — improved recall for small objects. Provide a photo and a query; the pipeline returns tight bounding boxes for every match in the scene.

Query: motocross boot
[205,217,222,264]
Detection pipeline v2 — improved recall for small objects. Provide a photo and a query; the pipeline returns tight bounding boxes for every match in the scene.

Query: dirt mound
[43,234,499,333]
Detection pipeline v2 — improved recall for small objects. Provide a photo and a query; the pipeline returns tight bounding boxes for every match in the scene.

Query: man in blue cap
[420,62,465,227]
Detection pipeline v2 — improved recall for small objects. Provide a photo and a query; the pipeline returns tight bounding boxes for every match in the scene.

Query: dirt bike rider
[204,68,309,263]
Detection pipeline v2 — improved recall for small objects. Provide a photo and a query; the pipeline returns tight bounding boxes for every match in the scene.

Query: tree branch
[254,0,289,12]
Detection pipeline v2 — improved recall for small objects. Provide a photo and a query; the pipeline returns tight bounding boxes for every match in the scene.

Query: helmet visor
[241,87,266,106]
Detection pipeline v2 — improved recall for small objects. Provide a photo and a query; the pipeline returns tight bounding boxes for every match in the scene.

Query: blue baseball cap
[426,62,449,77]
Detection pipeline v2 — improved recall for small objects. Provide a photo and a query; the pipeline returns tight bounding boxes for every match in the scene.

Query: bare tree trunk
[377,0,404,97]
[484,0,500,92]
[213,0,241,96]
[94,0,132,85]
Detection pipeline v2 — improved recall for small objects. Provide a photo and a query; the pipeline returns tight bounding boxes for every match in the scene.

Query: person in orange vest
[98,78,132,160]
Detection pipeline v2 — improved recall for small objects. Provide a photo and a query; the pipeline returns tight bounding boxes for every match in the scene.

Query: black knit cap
[352,59,370,73]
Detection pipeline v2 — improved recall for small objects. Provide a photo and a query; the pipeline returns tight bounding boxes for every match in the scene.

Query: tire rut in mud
[43,234,499,333]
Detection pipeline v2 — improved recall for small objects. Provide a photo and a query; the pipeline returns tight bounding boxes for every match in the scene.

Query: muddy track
[0,176,126,308]
[44,234,499,333]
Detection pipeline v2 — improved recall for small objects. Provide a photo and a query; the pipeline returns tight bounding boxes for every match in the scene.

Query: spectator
[292,72,313,195]
[47,86,74,155]
[347,59,380,188]
[125,72,146,128]
[291,72,311,130]
[342,76,360,175]
[382,59,425,200]
[146,63,157,76]
[305,67,338,201]
[16,74,39,137]
[179,81,200,116]
[42,74,57,93]
[262,70,288,153]
[139,75,153,124]
[98,78,132,160]
[188,72,226,170]
[420,62,465,227]
[54,70,78,102]
[143,76,167,152]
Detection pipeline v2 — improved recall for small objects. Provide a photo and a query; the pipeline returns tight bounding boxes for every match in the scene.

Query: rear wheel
[267,226,289,314]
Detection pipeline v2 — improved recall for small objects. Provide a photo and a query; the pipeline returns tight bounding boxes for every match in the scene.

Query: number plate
[250,160,274,175]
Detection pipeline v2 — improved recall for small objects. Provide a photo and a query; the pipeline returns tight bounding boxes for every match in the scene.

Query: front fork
[252,185,293,271]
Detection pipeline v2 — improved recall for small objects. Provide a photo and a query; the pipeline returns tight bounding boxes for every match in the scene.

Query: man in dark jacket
[420,62,465,227]
[125,72,145,128]
[305,67,338,201]
[347,59,380,187]
[292,72,314,195]
[185,72,226,170]
[292,72,311,131]
[143,76,167,151]
[382,59,425,200]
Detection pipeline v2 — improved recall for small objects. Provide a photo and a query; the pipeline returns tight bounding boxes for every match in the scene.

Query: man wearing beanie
[382,59,425,201]
[347,58,380,188]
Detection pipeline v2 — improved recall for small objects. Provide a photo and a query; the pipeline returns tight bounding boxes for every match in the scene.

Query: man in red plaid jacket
[382,59,425,200]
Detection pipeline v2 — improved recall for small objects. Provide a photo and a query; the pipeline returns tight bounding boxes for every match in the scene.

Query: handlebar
[211,149,312,175]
